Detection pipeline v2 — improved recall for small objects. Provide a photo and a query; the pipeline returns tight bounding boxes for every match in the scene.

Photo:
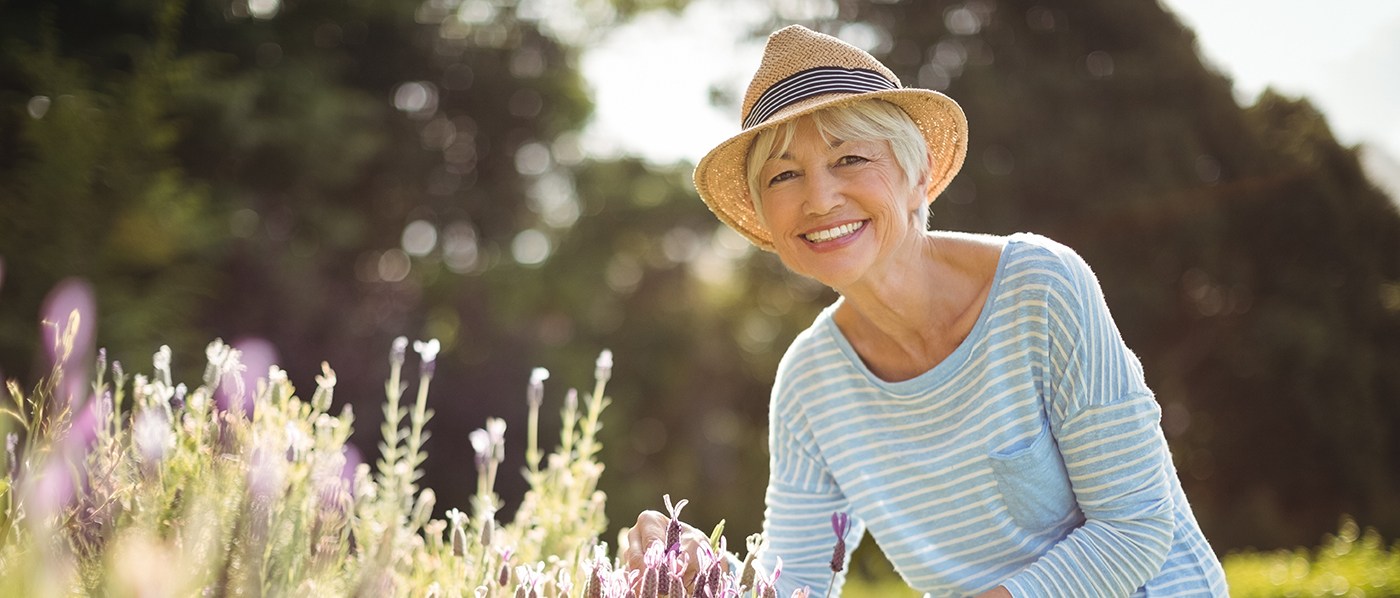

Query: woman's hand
[619,510,711,580]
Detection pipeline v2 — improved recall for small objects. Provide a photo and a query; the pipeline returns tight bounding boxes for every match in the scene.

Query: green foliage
[0,0,222,371]
[1223,518,1400,597]
[0,333,814,596]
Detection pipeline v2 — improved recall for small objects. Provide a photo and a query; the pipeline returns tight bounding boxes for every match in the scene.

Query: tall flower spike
[663,494,689,555]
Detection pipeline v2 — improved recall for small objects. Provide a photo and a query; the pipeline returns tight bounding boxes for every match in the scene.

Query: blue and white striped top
[757,233,1227,597]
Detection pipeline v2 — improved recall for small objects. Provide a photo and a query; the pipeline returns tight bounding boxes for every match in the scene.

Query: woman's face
[755,116,924,288]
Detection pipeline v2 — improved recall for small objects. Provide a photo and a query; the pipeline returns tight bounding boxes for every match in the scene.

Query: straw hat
[693,25,968,252]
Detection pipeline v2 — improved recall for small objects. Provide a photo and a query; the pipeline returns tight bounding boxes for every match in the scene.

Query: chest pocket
[987,422,1079,531]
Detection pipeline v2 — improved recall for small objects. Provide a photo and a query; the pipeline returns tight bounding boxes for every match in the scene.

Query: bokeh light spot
[515,141,552,176]
[442,221,480,274]
[401,220,438,257]
[27,96,50,119]
[394,81,439,117]
[248,0,280,19]
[1086,50,1115,78]
[230,208,259,239]
[511,229,551,266]
[945,6,981,36]
[378,249,411,282]
[605,254,643,294]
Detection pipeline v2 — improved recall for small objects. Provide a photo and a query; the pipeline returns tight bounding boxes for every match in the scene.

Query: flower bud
[594,349,613,384]
[390,336,409,367]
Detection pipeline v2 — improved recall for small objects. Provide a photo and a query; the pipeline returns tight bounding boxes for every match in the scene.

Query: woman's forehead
[768,126,881,161]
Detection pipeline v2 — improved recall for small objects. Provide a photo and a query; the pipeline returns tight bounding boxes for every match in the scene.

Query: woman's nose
[802,171,844,215]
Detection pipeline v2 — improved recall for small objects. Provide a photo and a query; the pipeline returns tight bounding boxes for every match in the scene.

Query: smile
[803,220,867,243]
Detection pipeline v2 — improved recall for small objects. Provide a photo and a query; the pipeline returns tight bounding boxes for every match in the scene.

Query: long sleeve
[759,367,864,598]
[1001,247,1175,596]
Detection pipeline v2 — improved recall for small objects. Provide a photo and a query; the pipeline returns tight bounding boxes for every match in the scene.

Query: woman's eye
[768,170,796,186]
[837,155,869,166]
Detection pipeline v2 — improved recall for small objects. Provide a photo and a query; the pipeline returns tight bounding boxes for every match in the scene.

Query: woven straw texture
[693,25,968,252]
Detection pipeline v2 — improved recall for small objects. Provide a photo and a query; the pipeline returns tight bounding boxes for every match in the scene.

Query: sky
[578,0,1400,173]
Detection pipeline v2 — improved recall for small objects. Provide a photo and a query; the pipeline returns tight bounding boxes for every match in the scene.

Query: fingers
[622,510,668,570]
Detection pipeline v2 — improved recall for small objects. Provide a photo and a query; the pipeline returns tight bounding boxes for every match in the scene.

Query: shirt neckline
[818,233,1024,397]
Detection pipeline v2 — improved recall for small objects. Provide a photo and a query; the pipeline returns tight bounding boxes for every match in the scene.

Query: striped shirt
[758,233,1227,597]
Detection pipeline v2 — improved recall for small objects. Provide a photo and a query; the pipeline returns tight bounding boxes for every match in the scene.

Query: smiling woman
[622,25,1229,598]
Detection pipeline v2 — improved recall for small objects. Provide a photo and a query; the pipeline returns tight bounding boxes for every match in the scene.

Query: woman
[626,25,1227,597]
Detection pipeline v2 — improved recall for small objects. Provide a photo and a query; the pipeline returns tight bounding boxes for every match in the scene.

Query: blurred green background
[2,0,1398,585]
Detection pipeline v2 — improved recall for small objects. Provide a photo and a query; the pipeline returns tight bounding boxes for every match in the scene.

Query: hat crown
[740,25,903,127]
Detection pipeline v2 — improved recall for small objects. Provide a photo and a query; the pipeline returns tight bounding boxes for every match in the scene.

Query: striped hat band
[742,67,899,129]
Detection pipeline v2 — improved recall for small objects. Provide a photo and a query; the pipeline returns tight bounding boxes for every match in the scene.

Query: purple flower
[829,512,851,573]
[663,494,689,555]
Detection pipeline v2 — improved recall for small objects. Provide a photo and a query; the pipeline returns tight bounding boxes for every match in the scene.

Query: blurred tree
[0,0,701,532]
[0,0,222,375]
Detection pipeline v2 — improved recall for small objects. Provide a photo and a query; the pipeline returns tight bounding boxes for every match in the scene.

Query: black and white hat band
[742,66,899,129]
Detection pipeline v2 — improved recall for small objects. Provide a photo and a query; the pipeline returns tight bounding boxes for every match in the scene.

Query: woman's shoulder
[994,232,1097,282]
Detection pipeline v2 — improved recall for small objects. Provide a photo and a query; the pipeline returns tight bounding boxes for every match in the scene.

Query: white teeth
[804,221,863,243]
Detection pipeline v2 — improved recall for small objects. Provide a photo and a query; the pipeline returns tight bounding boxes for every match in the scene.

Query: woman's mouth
[802,220,867,243]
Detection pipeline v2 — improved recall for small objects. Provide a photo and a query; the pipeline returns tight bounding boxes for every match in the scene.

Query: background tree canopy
[2,0,1397,568]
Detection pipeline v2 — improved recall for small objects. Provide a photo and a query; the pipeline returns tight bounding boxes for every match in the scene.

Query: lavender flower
[413,338,440,377]
[663,494,689,556]
[595,349,613,384]
[447,508,467,557]
[480,515,494,548]
[829,512,851,573]
[527,367,549,408]
[390,336,409,367]
[497,547,514,587]
[170,383,187,412]
[762,557,784,598]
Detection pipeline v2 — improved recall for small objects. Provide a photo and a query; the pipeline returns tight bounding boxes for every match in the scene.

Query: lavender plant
[0,315,811,597]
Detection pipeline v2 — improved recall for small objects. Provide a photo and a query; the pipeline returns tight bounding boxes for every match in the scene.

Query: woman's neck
[833,232,1001,380]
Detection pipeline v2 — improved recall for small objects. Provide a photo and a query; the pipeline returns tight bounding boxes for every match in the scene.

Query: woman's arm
[999,245,1177,596]
[761,376,862,598]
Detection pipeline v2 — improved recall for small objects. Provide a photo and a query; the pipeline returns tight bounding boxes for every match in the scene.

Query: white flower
[469,429,491,458]
[153,345,172,384]
[315,361,337,390]
[595,349,613,382]
[133,409,173,465]
[528,367,549,407]
[413,338,440,364]
[285,422,311,461]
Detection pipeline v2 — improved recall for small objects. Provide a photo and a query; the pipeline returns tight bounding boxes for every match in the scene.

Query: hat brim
[693,88,968,252]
